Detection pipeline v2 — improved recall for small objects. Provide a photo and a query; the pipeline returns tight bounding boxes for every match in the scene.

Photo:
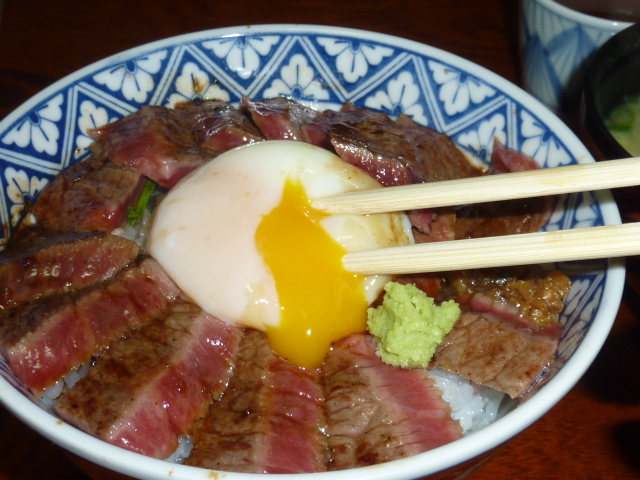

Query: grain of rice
[430,368,510,434]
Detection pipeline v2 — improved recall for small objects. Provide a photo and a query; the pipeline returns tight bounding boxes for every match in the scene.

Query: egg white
[147,140,413,331]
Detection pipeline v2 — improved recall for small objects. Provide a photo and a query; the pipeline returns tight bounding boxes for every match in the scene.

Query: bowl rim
[532,0,635,30]
[0,22,625,480]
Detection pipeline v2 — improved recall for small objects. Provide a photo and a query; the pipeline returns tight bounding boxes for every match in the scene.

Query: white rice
[166,436,193,463]
[111,207,153,249]
[429,368,511,434]
[39,362,93,411]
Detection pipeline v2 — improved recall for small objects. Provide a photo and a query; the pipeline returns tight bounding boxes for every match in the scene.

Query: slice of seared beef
[329,112,424,187]
[0,257,179,393]
[176,100,264,154]
[0,229,139,310]
[300,108,344,150]
[187,329,328,474]
[454,140,557,239]
[240,97,323,143]
[89,106,211,189]
[440,268,572,329]
[454,195,556,239]
[490,138,542,174]
[328,104,483,242]
[323,333,462,470]
[330,121,416,186]
[33,156,146,232]
[430,309,561,399]
[55,300,242,459]
[392,113,482,183]
[408,208,457,243]
[326,105,556,241]
[423,267,567,399]
[330,104,482,185]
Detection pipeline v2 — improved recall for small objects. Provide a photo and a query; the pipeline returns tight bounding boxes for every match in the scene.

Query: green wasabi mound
[367,281,460,368]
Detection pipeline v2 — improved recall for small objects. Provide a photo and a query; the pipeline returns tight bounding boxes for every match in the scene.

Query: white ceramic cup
[519,0,639,114]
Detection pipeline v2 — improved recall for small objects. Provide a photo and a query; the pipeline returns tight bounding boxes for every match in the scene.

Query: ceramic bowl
[0,24,624,480]
[519,0,636,113]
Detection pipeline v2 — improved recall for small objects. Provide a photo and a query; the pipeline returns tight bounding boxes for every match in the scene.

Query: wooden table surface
[1,1,639,479]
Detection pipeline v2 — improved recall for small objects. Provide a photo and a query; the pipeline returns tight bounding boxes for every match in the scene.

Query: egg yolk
[256,177,369,369]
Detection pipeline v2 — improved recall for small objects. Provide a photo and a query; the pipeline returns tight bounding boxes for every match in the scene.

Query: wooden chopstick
[343,223,637,274]
[313,157,640,214]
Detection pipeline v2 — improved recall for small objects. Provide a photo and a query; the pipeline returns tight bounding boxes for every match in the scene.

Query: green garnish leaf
[127,179,156,226]
[606,105,636,132]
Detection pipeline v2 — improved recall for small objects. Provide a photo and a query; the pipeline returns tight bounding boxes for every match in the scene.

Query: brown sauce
[440,268,571,328]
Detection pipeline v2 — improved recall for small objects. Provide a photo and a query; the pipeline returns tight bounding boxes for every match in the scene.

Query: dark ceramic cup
[582,23,640,160]
[581,23,640,221]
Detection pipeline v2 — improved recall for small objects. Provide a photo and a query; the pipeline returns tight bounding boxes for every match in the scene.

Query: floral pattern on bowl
[520,0,632,112]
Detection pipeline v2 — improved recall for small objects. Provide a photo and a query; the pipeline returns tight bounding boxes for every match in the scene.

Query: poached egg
[147,140,413,368]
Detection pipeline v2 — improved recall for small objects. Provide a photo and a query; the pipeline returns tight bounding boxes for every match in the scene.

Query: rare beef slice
[33,156,146,232]
[0,257,179,392]
[187,329,328,474]
[0,229,139,310]
[322,333,462,470]
[56,300,242,459]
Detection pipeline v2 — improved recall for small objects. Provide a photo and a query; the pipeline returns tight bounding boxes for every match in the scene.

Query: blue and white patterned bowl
[0,24,624,480]
[519,0,635,113]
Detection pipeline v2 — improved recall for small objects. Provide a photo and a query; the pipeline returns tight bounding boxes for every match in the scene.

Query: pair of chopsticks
[311,158,640,274]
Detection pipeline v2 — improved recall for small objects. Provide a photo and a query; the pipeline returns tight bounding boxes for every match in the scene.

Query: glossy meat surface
[187,329,328,473]
[56,300,242,458]
[323,333,462,470]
